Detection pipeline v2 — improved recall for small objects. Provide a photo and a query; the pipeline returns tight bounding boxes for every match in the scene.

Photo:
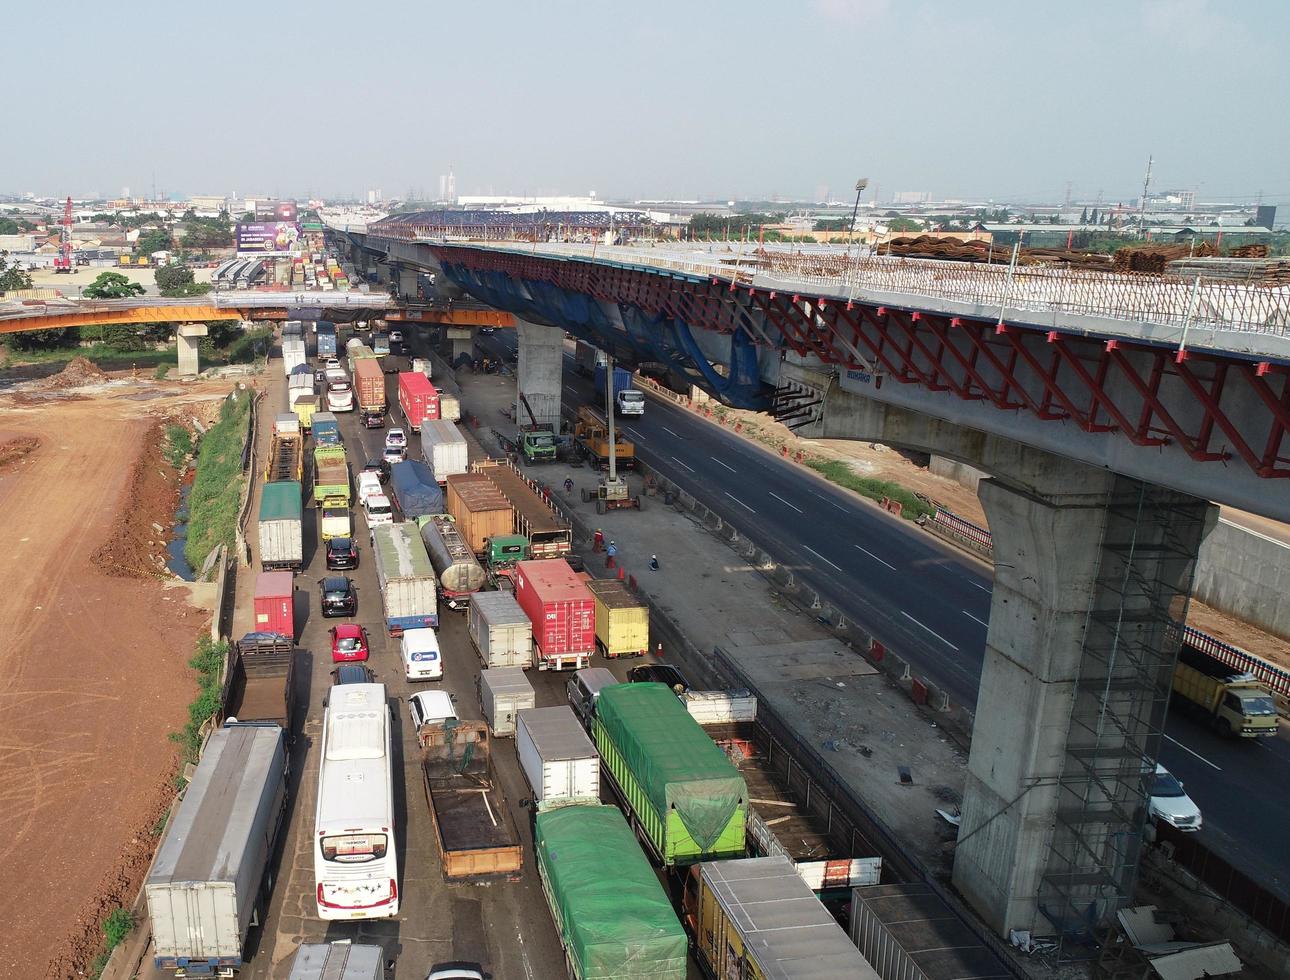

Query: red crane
[53,197,74,273]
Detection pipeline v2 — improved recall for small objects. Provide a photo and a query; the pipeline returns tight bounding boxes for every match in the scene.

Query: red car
[330,623,370,663]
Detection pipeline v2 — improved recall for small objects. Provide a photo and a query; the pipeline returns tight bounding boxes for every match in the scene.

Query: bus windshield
[320,833,388,863]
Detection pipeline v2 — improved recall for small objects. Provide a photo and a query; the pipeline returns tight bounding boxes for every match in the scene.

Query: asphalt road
[478,328,1290,904]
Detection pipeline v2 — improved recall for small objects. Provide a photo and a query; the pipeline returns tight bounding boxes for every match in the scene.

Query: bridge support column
[515,318,563,431]
[954,460,1212,940]
[446,327,474,364]
[176,322,208,376]
[397,266,418,302]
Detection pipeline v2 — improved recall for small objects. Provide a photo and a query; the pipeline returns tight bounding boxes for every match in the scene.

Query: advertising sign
[275,200,298,222]
[236,222,302,256]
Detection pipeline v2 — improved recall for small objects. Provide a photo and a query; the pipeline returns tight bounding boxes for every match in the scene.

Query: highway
[479,328,1290,903]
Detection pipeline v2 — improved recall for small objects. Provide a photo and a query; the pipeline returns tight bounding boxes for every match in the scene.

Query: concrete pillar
[446,327,474,364]
[953,459,1212,938]
[176,323,208,376]
[397,266,419,302]
[515,318,564,431]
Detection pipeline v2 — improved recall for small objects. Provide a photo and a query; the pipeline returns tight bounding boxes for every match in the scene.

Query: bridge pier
[176,322,208,376]
[514,318,563,431]
[446,327,474,365]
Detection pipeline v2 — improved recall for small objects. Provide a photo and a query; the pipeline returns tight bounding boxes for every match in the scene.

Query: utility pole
[1138,155,1153,240]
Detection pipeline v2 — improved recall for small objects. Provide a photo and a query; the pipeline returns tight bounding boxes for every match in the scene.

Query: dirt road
[0,369,231,977]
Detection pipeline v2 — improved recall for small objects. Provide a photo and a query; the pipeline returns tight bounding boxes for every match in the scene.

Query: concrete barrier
[1194,518,1290,642]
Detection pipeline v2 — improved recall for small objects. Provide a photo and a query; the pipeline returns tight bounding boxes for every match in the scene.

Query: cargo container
[282,337,307,377]
[348,342,379,373]
[468,591,533,669]
[286,943,382,980]
[372,523,438,633]
[445,473,513,555]
[398,372,439,432]
[534,805,687,980]
[478,666,536,737]
[417,514,486,608]
[315,322,338,358]
[283,320,305,339]
[257,481,303,571]
[388,459,445,520]
[291,394,318,431]
[517,706,599,811]
[411,357,433,378]
[1172,644,1278,737]
[420,419,468,482]
[686,857,880,980]
[473,460,572,559]
[273,412,300,437]
[287,367,314,404]
[417,718,522,878]
[594,683,746,865]
[573,339,602,378]
[585,579,648,658]
[513,559,594,671]
[223,632,296,731]
[265,428,303,484]
[253,571,294,638]
[311,411,340,447]
[353,358,385,426]
[312,445,350,507]
[147,724,288,976]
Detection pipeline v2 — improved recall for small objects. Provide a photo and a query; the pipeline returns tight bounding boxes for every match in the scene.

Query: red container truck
[512,560,593,671]
[252,571,295,638]
[398,372,440,432]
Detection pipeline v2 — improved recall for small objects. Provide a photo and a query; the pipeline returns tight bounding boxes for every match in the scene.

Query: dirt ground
[0,362,230,978]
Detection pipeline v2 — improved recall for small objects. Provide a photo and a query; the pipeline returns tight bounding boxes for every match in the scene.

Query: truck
[573,339,603,379]
[473,459,573,559]
[311,411,340,447]
[353,358,385,428]
[572,404,635,471]
[287,365,315,405]
[417,718,522,879]
[594,363,644,416]
[517,394,558,464]
[257,481,303,571]
[222,632,297,730]
[468,591,534,668]
[286,944,383,980]
[282,337,307,378]
[420,419,468,482]
[398,371,439,431]
[534,805,687,980]
[291,394,318,432]
[312,445,350,507]
[315,321,338,358]
[417,514,486,609]
[388,459,446,521]
[346,341,378,374]
[517,706,599,811]
[147,724,288,977]
[372,522,438,633]
[265,427,303,484]
[585,578,649,658]
[593,682,747,866]
[445,472,513,555]
[1172,644,1278,737]
[513,559,594,671]
[484,534,529,590]
[478,666,535,737]
[371,330,390,357]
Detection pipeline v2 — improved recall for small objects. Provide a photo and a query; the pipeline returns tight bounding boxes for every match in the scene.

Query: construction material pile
[1165,256,1290,284]
[876,236,1113,269]
[1112,242,1218,274]
[1230,243,1270,259]
[29,356,110,391]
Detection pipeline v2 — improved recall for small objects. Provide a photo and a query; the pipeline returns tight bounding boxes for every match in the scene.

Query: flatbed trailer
[473,459,572,559]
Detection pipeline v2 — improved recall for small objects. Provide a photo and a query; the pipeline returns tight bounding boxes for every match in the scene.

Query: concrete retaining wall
[929,455,987,493]
[1194,518,1290,642]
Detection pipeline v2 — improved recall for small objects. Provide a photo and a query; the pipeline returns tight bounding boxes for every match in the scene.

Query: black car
[331,663,375,686]
[326,536,359,570]
[319,576,357,617]
[627,663,692,694]
[363,457,391,483]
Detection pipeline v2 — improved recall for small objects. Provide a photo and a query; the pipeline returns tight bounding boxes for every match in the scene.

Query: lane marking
[1162,733,1222,772]
[624,427,646,443]
[670,456,695,473]
[810,489,849,513]
[724,491,756,513]
[900,611,960,650]
[854,545,896,571]
[768,491,803,513]
[963,610,989,628]
[661,426,682,439]
[803,545,843,572]
[710,456,736,473]
[971,581,992,593]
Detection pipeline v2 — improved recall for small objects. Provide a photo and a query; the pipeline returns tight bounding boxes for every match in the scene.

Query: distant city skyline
[3,1,1287,207]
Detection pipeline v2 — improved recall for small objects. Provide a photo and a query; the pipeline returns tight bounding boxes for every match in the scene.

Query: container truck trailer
[252,571,294,639]
[286,943,382,980]
[420,419,468,482]
[397,371,439,431]
[513,559,594,671]
[282,337,308,377]
[315,322,338,358]
[478,666,535,737]
[585,579,649,658]
[594,364,643,416]
[311,411,341,447]
[468,591,534,668]
[353,358,385,427]
[573,340,602,378]
[445,473,514,555]
[516,706,599,811]
[1172,644,1278,737]
[371,523,438,633]
[257,481,303,571]
[417,514,486,609]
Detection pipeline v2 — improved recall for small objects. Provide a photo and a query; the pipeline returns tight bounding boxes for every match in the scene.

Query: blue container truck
[316,322,337,358]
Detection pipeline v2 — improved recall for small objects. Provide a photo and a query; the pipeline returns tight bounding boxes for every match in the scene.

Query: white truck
[468,591,533,668]
[420,419,468,482]
[282,337,307,378]
[516,706,600,811]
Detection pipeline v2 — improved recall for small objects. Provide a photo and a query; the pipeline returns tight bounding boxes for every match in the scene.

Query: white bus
[326,373,354,413]
[314,683,399,920]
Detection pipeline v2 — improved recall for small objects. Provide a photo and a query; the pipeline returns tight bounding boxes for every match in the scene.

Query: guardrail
[1182,624,1290,698]
[234,387,261,567]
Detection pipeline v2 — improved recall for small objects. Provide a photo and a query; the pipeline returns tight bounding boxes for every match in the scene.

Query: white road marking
[724,491,756,513]
[854,545,896,570]
[1162,733,1222,772]
[971,581,992,593]
[810,489,849,513]
[710,456,736,472]
[900,612,960,650]
[768,491,803,513]
[661,426,682,439]
[670,456,695,472]
[624,427,646,443]
[963,610,989,628]
[563,385,579,396]
[803,545,843,572]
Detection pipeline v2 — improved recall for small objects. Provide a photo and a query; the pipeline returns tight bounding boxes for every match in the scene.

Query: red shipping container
[513,560,595,664]
[398,372,440,432]
[253,570,295,638]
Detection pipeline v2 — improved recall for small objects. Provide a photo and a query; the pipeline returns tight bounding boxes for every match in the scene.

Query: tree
[83,271,146,299]
[155,263,210,297]
[1080,207,1089,224]
[887,217,923,232]
[0,257,34,292]
[136,228,174,255]
[0,216,21,235]
[240,211,255,223]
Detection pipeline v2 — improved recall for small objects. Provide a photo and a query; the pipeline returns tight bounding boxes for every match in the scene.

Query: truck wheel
[636,496,644,510]
[1217,719,1233,737]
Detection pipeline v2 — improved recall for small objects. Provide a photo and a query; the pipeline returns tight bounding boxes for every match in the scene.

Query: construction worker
[593,528,604,552]
[564,477,574,494]
[649,555,659,571]
[606,541,618,560]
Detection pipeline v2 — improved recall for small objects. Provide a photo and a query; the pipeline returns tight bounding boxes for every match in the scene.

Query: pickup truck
[223,632,296,732]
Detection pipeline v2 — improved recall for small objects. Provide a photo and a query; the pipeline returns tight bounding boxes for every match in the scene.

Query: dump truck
[417,514,486,609]
[372,522,438,633]
[265,427,303,484]
[1172,644,1278,737]
[593,682,747,866]
[517,393,558,465]
[257,480,304,571]
[312,445,350,507]
[474,459,572,559]
[585,578,648,658]
[417,718,522,879]
[572,404,635,470]
[223,632,296,730]
[534,805,687,980]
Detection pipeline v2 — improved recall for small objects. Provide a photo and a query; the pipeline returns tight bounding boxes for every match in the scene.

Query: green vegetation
[219,325,273,364]
[163,424,193,468]
[184,390,252,570]
[804,457,933,521]
[171,635,228,768]
[136,228,175,256]
[0,256,34,291]
[155,263,211,297]
[89,906,136,978]
[886,217,924,232]
[178,212,233,249]
[2,342,177,366]
[83,271,146,299]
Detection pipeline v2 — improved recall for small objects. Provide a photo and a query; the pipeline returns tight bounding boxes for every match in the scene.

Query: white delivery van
[400,627,443,681]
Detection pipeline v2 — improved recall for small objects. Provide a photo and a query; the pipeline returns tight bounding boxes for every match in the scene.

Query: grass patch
[804,457,934,520]
[89,906,136,978]
[162,424,193,469]
[216,325,274,365]
[170,635,228,767]
[184,390,252,570]
[7,343,177,368]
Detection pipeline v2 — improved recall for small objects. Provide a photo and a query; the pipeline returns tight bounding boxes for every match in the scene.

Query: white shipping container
[681,690,758,725]
[438,391,461,422]
[411,357,433,378]
[286,943,384,980]
[516,706,600,810]
[257,518,303,570]
[420,420,468,482]
[468,592,533,668]
[282,338,307,377]
[478,666,535,737]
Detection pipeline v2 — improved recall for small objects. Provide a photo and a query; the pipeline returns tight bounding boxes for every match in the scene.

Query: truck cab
[615,388,645,416]
[519,427,557,464]
[485,534,529,589]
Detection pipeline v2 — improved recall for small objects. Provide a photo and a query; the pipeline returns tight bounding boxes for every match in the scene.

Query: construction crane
[53,197,74,274]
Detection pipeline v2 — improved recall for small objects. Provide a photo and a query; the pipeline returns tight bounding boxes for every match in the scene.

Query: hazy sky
[6,0,1287,205]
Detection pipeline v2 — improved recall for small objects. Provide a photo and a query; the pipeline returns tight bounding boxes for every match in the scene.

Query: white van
[363,494,393,528]
[401,628,443,681]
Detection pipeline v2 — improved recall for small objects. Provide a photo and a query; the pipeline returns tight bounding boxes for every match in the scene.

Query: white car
[363,493,393,528]
[400,627,443,681]
[408,689,456,730]
[426,967,484,980]
[385,427,408,450]
[324,357,341,371]
[1149,764,1202,832]
[356,471,383,506]
[389,329,404,344]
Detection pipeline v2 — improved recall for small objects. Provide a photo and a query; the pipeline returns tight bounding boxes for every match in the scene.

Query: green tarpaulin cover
[596,682,746,850]
[535,805,686,979]
[258,481,302,521]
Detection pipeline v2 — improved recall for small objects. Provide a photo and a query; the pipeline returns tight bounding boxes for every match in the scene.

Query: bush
[184,390,252,569]
[163,424,193,468]
[172,635,228,767]
[102,907,134,950]
[221,325,273,364]
[804,458,934,520]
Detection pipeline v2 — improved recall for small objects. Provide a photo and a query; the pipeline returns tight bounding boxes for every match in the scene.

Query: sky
[6,0,1288,206]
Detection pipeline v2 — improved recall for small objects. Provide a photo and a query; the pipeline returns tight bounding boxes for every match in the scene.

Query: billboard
[275,200,298,222]
[236,221,302,256]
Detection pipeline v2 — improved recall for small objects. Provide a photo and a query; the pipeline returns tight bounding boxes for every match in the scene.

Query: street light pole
[845,177,870,286]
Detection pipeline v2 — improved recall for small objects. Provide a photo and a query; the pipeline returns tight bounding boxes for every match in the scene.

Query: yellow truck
[585,578,649,658]
[573,404,635,470]
[1172,645,1278,738]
